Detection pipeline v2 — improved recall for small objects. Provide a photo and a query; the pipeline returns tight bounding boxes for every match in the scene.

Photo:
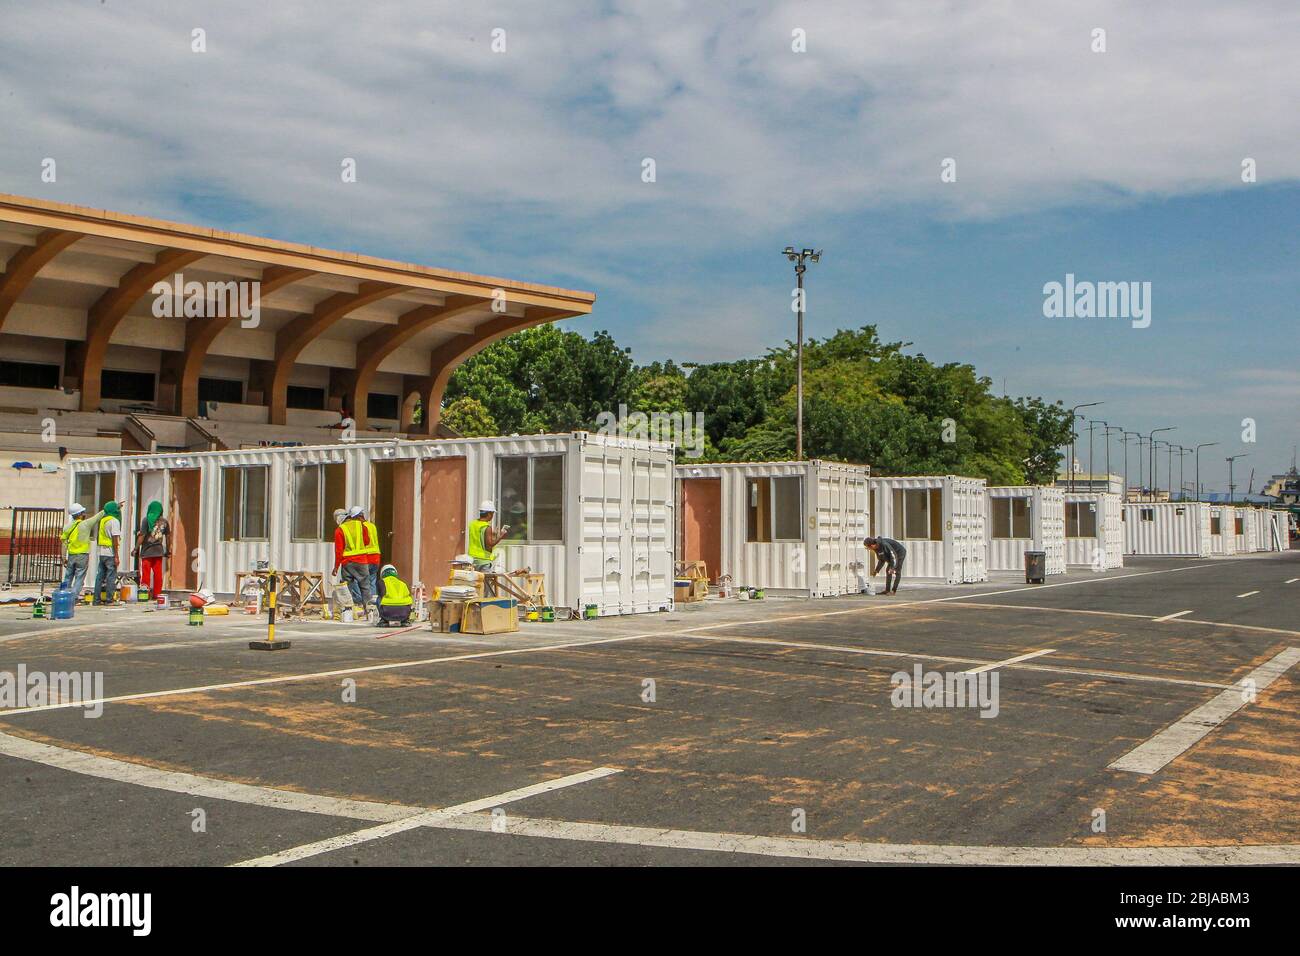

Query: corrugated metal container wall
[868,476,988,584]
[986,486,1066,574]
[66,433,675,615]
[1209,506,1238,555]
[674,460,870,597]
[1123,502,1211,556]
[1063,493,1123,569]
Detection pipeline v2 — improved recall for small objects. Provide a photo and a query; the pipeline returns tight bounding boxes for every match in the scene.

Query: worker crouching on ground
[376,564,413,626]
[865,536,907,594]
[333,505,381,620]
[93,501,124,605]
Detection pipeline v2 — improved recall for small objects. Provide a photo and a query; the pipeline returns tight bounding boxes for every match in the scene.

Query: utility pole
[1067,402,1101,492]
[782,246,821,460]
[1103,424,1121,491]
[1147,427,1175,501]
[1226,454,1248,503]
[1123,432,1141,502]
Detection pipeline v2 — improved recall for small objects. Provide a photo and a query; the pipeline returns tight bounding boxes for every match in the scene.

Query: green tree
[440,396,497,437]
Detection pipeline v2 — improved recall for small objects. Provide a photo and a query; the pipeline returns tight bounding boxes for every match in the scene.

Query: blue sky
[1,0,1295,492]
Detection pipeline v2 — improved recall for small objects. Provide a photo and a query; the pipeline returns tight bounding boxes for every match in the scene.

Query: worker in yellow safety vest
[92,500,124,605]
[59,503,99,597]
[333,505,382,615]
[376,563,414,626]
[468,499,510,572]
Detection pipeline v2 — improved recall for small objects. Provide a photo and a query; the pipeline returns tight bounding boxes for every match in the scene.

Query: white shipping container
[1123,502,1212,557]
[867,476,988,584]
[1266,511,1287,551]
[1209,506,1238,556]
[986,486,1066,575]
[676,460,870,597]
[1063,492,1124,570]
[65,432,676,616]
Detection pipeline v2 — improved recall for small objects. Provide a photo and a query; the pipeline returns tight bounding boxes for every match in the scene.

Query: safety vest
[97,515,117,548]
[380,575,412,606]
[63,519,90,555]
[340,519,381,558]
[467,518,496,561]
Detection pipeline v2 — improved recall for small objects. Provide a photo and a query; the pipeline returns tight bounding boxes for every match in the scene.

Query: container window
[1210,515,1221,535]
[893,488,939,540]
[221,465,270,540]
[772,477,803,540]
[746,478,771,543]
[1234,515,1244,535]
[1140,508,1154,522]
[496,455,564,544]
[991,498,1031,538]
[291,463,346,541]
[1065,502,1098,537]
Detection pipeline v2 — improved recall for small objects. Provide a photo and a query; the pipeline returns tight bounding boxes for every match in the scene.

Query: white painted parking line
[963,649,1055,675]
[1153,609,1194,622]
[232,767,622,867]
[1286,578,1298,584]
[1109,647,1300,775]
[3,728,1295,866]
[1236,591,1259,598]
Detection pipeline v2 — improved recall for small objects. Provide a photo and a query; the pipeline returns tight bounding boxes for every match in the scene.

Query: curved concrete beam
[75,248,206,410]
[172,265,313,416]
[418,307,569,433]
[0,229,82,332]
[266,281,403,424]
[343,295,485,429]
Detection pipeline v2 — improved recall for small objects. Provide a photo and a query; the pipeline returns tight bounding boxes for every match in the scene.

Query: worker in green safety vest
[467,499,510,573]
[59,502,103,597]
[376,563,414,626]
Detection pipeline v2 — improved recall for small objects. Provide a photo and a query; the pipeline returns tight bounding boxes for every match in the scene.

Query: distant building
[1055,473,1123,495]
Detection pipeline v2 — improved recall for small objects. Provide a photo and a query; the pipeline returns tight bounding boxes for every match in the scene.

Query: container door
[844,474,868,592]
[626,454,673,612]
[580,445,625,613]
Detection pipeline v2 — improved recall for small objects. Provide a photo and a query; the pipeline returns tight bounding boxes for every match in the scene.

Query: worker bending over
[865,536,907,594]
[333,505,381,616]
[376,564,414,626]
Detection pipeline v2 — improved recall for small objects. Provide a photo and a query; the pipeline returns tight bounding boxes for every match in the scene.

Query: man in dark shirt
[865,536,907,594]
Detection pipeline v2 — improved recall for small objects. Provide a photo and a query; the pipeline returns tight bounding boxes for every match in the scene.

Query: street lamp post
[1175,445,1190,501]
[1103,424,1121,491]
[1147,427,1175,501]
[1194,442,1218,502]
[1067,402,1101,492]
[1087,419,1106,490]
[783,246,821,461]
[1226,454,1248,503]
[1122,431,1142,501]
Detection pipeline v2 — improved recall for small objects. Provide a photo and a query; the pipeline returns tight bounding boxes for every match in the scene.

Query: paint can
[137,586,151,602]
[540,606,555,622]
[526,609,539,622]
[584,604,598,620]
[187,606,204,627]
[156,594,170,610]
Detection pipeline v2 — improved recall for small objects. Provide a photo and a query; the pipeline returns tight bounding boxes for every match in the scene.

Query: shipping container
[65,432,676,616]
[1123,502,1212,557]
[1266,511,1287,551]
[1062,492,1124,570]
[676,460,870,597]
[986,486,1066,575]
[1209,506,1239,556]
[867,476,988,584]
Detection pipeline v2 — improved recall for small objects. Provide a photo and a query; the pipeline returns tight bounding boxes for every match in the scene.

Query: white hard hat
[69,503,86,515]
[347,505,364,518]
[479,499,496,513]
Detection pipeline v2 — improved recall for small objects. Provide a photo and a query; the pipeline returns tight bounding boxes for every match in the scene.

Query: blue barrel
[52,589,76,620]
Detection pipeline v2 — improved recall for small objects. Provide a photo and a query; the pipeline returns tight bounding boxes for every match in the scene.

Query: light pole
[1067,402,1101,492]
[1175,445,1190,501]
[1147,427,1175,501]
[1226,454,1248,503]
[1087,419,1105,489]
[783,246,821,460]
[1103,424,1121,491]
[1194,442,1218,502]
[1122,431,1142,501]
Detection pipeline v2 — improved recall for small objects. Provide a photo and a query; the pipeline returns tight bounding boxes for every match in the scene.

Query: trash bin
[1024,550,1046,584]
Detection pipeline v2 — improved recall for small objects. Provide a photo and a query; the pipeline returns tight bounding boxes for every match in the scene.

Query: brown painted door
[168,469,201,591]
[420,457,467,588]
[681,478,722,583]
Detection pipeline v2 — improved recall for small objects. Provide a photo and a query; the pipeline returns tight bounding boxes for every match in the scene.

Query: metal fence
[6,507,64,585]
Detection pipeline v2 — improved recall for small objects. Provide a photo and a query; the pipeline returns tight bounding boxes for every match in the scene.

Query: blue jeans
[61,553,89,595]
[93,555,118,603]
[341,563,374,608]
[369,564,381,608]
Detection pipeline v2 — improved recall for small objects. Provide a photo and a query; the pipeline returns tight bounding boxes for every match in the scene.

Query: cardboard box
[429,600,467,633]
[461,598,519,635]
[674,579,708,603]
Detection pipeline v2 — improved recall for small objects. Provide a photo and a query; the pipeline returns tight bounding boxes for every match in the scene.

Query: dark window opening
[101,369,156,402]
[198,377,243,405]
[367,393,400,421]
[0,360,61,390]
[286,385,326,410]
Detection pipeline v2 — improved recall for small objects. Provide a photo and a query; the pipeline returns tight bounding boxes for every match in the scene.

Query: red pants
[140,556,164,598]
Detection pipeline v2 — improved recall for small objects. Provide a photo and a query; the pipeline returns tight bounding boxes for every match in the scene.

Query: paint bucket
[341,608,354,623]
[136,586,150,602]
[751,588,764,600]
[541,606,555,622]
[119,584,134,602]
[156,594,170,609]
[584,604,598,620]
[526,609,539,622]
[31,600,46,619]
[187,606,204,626]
